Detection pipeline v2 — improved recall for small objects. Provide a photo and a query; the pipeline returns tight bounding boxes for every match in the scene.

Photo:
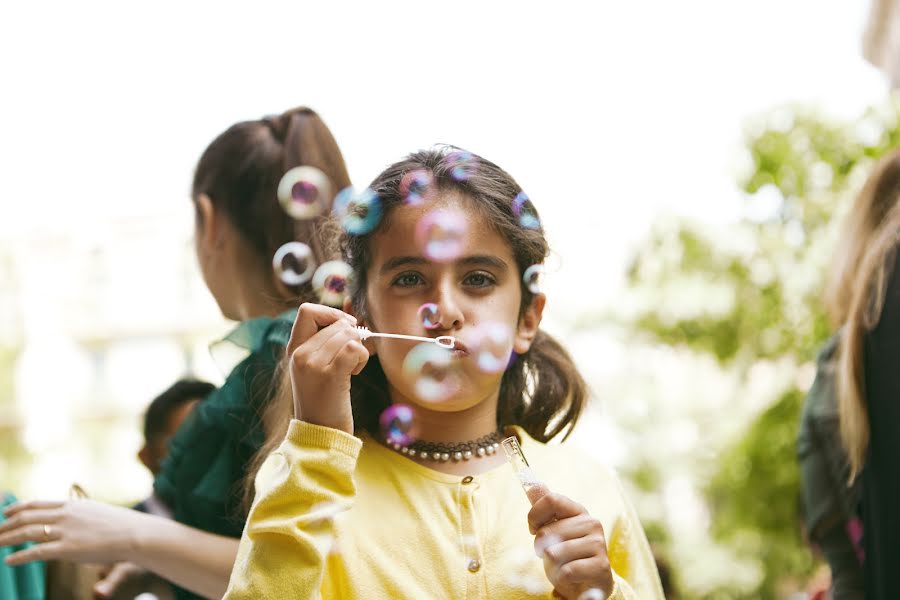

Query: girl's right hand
[287,303,369,434]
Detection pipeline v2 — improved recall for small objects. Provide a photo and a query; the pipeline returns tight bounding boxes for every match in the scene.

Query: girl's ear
[514,293,545,354]
[195,193,221,253]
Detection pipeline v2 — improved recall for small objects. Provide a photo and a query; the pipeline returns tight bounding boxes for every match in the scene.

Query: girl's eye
[393,272,425,287]
[464,272,497,288]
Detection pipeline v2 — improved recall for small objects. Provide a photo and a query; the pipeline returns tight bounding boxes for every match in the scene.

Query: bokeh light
[272,242,316,286]
[277,166,332,220]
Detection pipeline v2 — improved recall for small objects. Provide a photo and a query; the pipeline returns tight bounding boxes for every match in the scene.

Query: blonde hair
[836,151,900,480]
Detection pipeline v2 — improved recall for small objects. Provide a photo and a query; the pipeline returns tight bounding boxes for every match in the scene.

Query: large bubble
[469,322,514,373]
[512,192,541,230]
[399,169,435,206]
[379,404,416,446]
[417,303,441,330]
[415,208,468,263]
[272,242,316,286]
[312,260,353,307]
[522,264,545,294]
[333,187,383,235]
[277,166,332,220]
[402,342,462,403]
[446,150,478,181]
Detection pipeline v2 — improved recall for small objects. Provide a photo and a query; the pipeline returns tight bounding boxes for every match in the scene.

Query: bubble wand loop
[355,326,456,350]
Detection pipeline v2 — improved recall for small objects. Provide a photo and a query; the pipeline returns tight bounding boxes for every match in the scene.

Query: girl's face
[358,193,543,413]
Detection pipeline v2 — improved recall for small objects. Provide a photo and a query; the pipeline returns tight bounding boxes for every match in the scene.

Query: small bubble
[469,322,514,373]
[379,404,416,445]
[400,169,436,205]
[523,264,545,294]
[333,187,383,235]
[418,303,441,330]
[446,150,478,181]
[415,208,468,263]
[272,242,316,286]
[402,342,461,402]
[312,261,353,307]
[512,192,541,230]
[277,166,331,220]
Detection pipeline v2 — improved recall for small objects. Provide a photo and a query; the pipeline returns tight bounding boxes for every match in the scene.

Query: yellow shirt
[224,420,665,600]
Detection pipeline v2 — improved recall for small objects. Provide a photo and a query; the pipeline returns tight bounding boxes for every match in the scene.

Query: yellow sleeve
[223,420,362,600]
[604,474,666,600]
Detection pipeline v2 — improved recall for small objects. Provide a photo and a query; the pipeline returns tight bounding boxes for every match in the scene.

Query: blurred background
[2,1,899,597]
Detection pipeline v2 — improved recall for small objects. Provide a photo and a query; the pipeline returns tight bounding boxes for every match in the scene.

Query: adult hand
[528,492,614,600]
[287,303,368,434]
[0,499,142,566]
[94,561,172,600]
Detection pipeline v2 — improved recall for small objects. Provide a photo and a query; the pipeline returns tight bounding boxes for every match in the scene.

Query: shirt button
[468,559,481,573]
[461,476,474,484]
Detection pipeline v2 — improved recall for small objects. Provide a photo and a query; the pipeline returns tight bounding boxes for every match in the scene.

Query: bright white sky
[0,0,887,317]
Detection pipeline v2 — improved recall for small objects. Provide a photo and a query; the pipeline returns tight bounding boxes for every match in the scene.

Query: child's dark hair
[343,147,588,442]
[144,378,216,442]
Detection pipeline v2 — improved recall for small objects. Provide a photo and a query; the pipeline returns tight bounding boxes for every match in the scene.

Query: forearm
[126,513,239,600]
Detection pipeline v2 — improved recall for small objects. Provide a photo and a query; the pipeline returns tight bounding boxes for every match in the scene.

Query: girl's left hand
[0,499,141,566]
[528,492,614,600]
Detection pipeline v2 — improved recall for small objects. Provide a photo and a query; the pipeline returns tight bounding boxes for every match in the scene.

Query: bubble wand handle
[355,326,456,349]
[501,436,550,505]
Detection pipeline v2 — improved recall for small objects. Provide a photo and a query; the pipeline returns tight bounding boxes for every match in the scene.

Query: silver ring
[42,524,52,541]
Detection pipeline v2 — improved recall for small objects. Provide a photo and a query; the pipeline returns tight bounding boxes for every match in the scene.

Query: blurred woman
[0,106,351,600]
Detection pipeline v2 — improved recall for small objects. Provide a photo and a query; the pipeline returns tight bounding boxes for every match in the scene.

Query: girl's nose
[432,281,465,331]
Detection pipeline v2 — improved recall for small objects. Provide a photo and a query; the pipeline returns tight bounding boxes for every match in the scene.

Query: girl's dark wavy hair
[342,146,588,443]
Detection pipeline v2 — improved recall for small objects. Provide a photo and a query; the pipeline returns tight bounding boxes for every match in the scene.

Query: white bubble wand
[355,326,456,349]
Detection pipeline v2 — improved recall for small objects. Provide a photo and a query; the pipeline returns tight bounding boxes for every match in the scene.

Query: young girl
[0,106,350,600]
[224,148,664,599]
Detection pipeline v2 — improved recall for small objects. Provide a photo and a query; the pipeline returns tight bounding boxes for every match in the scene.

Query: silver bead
[400,447,409,454]
[408,449,417,458]
[453,451,463,461]
[432,452,441,461]
[476,446,487,457]
[493,442,500,450]
[440,453,450,462]
[392,443,401,451]
[485,445,495,455]
[463,450,473,460]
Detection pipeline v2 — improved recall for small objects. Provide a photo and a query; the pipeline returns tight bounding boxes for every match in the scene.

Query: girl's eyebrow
[378,255,509,275]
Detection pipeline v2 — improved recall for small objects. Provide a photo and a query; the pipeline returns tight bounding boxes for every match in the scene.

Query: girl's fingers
[331,339,369,376]
[4,541,64,566]
[0,523,59,549]
[3,500,64,518]
[528,493,585,534]
[300,319,358,358]
[289,303,356,354]
[554,556,611,588]
[534,514,600,557]
[540,535,606,566]
[0,508,61,535]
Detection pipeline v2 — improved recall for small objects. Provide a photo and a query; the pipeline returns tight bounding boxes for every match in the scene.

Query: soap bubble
[333,187,383,235]
[312,261,353,307]
[418,303,441,330]
[415,208,468,262]
[272,242,316,286]
[446,150,478,181]
[469,322,514,373]
[512,192,540,230]
[402,342,461,402]
[277,166,331,220]
[523,264,545,294]
[379,404,416,445]
[400,169,435,205]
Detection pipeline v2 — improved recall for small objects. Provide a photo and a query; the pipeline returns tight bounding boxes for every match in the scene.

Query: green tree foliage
[623,97,900,598]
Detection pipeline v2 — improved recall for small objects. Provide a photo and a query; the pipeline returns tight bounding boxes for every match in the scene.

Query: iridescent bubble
[512,192,540,229]
[402,342,461,402]
[333,187,383,235]
[446,150,478,181]
[523,264,545,294]
[312,260,353,307]
[277,166,332,220]
[379,404,416,445]
[272,242,316,286]
[399,169,435,205]
[415,208,468,262]
[469,322,513,373]
[418,303,441,330]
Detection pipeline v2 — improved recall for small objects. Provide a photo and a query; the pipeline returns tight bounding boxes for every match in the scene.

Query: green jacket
[0,492,45,600]
[153,310,295,600]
